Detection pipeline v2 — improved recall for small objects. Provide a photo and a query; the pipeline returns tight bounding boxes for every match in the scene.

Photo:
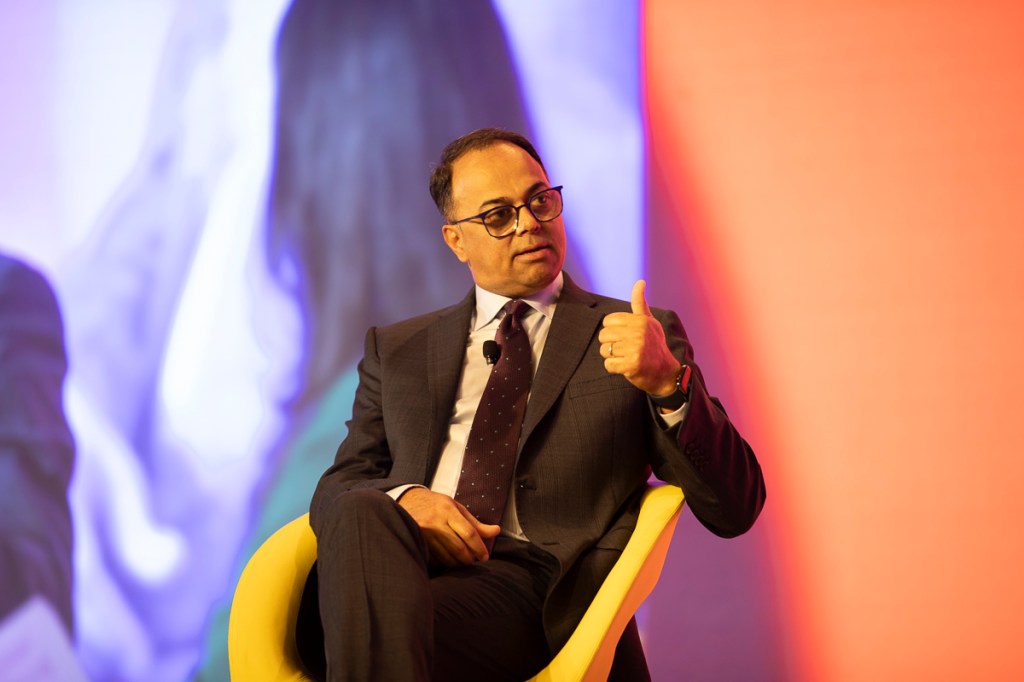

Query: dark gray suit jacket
[310,274,765,653]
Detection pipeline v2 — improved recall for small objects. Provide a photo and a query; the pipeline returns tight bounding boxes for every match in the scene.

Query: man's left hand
[599,280,681,397]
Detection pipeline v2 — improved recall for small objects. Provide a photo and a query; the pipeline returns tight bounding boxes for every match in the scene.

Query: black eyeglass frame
[450,185,564,239]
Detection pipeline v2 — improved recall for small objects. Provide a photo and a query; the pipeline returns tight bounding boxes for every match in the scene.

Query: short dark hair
[429,128,546,222]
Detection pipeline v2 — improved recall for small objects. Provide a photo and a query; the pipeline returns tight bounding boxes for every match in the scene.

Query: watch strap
[649,364,692,410]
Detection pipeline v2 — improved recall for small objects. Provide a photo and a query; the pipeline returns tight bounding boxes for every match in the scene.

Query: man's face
[442,142,566,298]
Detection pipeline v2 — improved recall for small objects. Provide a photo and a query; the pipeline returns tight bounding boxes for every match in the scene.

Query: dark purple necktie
[455,300,533,540]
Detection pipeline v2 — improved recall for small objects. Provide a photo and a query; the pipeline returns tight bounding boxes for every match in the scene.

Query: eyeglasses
[451,186,564,239]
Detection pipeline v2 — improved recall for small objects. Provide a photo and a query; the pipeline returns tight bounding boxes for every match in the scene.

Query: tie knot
[502,300,530,333]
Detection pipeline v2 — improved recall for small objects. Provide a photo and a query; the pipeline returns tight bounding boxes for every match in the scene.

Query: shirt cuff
[386,484,426,501]
[655,401,690,428]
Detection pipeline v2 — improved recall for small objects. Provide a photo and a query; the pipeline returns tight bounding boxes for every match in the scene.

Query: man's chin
[478,268,560,298]
[517,267,561,296]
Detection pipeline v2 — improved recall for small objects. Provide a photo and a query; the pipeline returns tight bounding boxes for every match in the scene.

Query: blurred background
[1,1,1022,680]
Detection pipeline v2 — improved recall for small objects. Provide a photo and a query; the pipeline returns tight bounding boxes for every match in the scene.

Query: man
[308,128,765,681]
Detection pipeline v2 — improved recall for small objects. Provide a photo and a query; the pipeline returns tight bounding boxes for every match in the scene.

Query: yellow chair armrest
[528,484,685,682]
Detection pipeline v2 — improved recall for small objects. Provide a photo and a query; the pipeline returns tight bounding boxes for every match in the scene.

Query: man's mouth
[516,243,549,258]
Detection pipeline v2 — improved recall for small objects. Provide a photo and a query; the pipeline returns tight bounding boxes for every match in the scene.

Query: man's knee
[317,488,423,557]
[338,487,394,515]
[320,488,395,533]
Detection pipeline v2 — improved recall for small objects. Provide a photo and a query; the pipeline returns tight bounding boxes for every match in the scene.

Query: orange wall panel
[645,1,1024,679]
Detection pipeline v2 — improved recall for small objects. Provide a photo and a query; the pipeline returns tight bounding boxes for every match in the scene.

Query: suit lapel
[520,276,602,449]
[425,289,474,472]
[421,279,603,463]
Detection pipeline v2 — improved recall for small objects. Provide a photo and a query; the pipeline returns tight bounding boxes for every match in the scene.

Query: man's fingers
[598,326,629,344]
[458,496,501,540]
[599,312,632,328]
[402,490,493,564]
[476,522,501,539]
[452,502,495,561]
[426,518,483,565]
[447,523,488,563]
[631,279,651,316]
[428,540,459,567]
[604,354,638,375]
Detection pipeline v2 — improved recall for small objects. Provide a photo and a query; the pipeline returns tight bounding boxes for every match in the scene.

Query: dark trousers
[301,489,558,682]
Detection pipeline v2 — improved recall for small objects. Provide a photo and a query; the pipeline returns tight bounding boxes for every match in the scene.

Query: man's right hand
[397,487,501,566]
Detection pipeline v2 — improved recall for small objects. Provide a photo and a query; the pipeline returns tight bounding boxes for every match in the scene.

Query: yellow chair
[228,485,684,681]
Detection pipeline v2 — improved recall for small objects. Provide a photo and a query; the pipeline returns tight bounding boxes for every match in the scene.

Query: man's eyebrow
[477,182,549,211]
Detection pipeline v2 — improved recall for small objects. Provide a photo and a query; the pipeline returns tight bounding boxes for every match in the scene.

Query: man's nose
[514,205,542,234]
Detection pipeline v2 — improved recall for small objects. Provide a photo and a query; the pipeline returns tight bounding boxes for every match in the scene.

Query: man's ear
[442,224,469,263]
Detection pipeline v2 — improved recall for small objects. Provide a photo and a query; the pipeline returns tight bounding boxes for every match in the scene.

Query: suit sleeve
[309,326,395,533]
[647,308,766,538]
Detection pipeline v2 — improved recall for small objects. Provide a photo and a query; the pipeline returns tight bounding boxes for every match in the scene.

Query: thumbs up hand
[599,280,682,397]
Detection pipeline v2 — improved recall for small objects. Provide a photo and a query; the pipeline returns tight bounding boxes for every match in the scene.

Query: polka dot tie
[455,300,533,542]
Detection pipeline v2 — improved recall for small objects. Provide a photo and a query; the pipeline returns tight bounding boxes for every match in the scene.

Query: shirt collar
[472,271,563,331]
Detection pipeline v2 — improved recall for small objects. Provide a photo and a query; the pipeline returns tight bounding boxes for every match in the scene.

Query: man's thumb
[478,523,502,538]
[631,279,651,316]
